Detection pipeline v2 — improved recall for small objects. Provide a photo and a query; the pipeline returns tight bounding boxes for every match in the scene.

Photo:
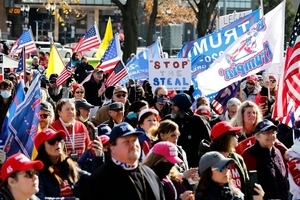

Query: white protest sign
[219,10,252,29]
[149,58,191,91]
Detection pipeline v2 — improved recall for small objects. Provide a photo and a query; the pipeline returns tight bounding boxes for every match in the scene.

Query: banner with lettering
[196,1,285,96]
[149,58,191,91]
[235,136,256,154]
[218,10,252,29]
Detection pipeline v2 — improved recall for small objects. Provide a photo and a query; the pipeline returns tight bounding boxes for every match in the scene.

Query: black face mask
[154,162,174,179]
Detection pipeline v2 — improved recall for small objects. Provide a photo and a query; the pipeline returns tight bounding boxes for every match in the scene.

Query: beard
[49,86,61,96]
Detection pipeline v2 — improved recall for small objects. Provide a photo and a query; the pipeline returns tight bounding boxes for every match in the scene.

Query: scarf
[112,158,138,170]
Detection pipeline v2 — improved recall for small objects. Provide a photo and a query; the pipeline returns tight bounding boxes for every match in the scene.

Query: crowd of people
[0,52,297,200]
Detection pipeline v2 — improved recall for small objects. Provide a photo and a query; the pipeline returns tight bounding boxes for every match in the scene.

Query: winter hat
[170,93,192,115]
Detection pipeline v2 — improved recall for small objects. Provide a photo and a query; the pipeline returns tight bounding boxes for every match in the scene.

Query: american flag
[73,25,101,53]
[96,35,121,73]
[56,61,72,86]
[105,61,128,86]
[9,30,36,56]
[273,4,300,122]
[16,47,25,73]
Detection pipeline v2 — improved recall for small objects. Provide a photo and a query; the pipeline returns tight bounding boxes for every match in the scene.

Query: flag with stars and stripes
[73,25,101,53]
[16,47,25,73]
[96,35,122,73]
[105,61,128,86]
[56,61,72,86]
[273,3,300,121]
[9,29,36,56]
[6,73,41,158]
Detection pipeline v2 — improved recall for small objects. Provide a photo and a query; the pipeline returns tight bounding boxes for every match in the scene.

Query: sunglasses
[8,77,16,81]
[20,170,38,178]
[246,82,255,86]
[75,91,84,94]
[212,164,230,172]
[26,72,31,76]
[270,79,276,83]
[116,94,126,98]
[47,137,63,145]
[158,94,168,98]
[50,80,56,84]
[39,113,49,119]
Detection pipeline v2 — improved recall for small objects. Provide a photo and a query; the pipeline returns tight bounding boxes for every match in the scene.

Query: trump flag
[196,1,285,96]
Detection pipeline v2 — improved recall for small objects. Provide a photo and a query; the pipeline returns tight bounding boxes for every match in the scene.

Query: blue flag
[119,40,161,85]
[16,47,25,72]
[211,81,241,115]
[0,81,25,149]
[6,73,41,158]
[190,9,261,101]
[177,40,195,58]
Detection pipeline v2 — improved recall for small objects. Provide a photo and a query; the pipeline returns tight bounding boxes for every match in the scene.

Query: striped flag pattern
[273,4,300,121]
[96,35,121,73]
[73,25,101,53]
[9,29,36,56]
[105,61,128,86]
[56,62,72,86]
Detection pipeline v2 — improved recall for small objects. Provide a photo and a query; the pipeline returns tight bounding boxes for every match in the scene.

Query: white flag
[196,0,285,96]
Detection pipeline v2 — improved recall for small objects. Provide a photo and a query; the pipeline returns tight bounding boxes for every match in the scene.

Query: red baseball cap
[196,107,211,116]
[98,135,110,145]
[34,129,67,150]
[152,141,183,164]
[246,75,258,83]
[211,121,242,141]
[1,153,44,182]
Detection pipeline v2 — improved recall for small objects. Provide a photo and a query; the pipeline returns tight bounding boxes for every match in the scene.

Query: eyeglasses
[246,82,255,86]
[158,94,168,98]
[47,137,63,145]
[260,130,277,136]
[211,164,230,172]
[270,79,276,83]
[39,113,49,119]
[75,91,84,94]
[19,170,38,179]
[116,94,127,98]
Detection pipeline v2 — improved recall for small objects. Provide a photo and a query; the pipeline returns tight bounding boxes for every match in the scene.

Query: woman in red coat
[51,98,90,159]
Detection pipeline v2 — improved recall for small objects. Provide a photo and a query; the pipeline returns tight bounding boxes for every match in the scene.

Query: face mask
[154,162,174,179]
[1,90,11,99]
[79,115,89,123]
[156,97,165,105]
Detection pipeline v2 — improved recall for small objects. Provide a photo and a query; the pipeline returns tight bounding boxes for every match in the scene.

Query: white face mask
[79,115,89,123]
[1,90,11,99]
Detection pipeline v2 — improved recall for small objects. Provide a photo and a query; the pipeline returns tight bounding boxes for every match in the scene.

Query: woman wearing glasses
[242,120,289,200]
[34,128,90,199]
[150,86,172,119]
[195,151,264,200]
[72,84,85,100]
[51,99,90,158]
[208,121,252,200]
[0,152,43,200]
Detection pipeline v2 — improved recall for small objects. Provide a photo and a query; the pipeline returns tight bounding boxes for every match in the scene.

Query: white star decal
[294,163,300,171]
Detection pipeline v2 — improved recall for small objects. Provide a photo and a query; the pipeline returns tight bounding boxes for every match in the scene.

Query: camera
[69,153,78,161]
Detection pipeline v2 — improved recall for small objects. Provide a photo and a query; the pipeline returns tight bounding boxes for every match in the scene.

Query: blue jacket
[77,150,110,173]
[36,157,90,200]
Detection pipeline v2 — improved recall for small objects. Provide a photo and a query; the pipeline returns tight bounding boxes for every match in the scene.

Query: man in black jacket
[74,57,94,83]
[80,122,165,200]
[163,93,211,167]
[83,68,105,106]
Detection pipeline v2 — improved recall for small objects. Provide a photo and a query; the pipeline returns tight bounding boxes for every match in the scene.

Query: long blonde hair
[230,101,263,136]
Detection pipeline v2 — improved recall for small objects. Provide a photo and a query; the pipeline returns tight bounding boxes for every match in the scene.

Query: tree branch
[111,0,125,13]
[188,0,198,15]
